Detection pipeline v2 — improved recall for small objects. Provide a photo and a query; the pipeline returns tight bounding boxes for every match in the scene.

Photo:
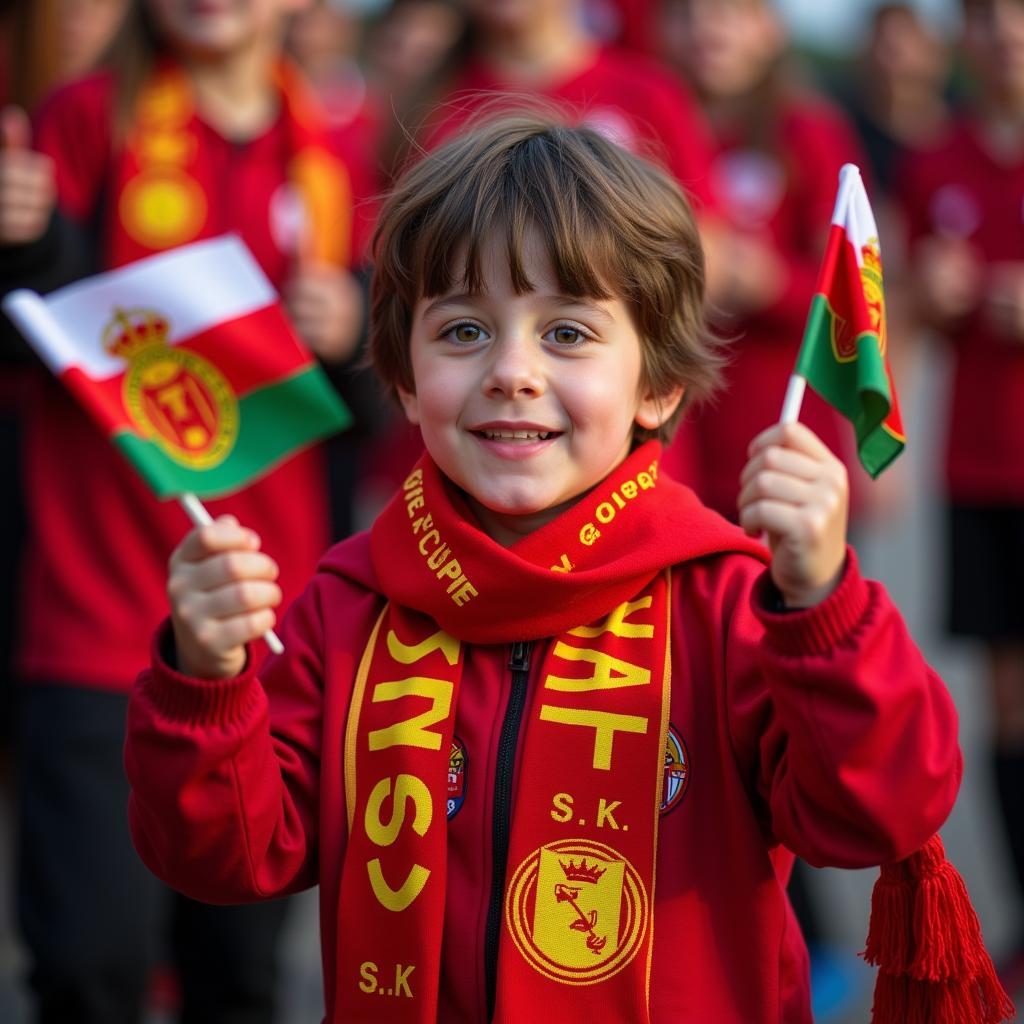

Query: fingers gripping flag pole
[178,493,284,654]
[3,235,352,656]
[779,164,906,477]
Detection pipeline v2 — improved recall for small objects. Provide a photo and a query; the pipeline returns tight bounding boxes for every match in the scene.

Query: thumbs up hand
[0,105,56,245]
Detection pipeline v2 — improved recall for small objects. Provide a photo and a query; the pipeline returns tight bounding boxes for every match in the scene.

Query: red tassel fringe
[863,835,1015,1024]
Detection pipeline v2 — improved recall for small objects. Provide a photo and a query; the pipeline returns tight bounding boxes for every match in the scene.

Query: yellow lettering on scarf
[364,774,432,846]
[544,643,650,692]
[538,706,648,770]
[386,628,460,667]
[569,597,655,639]
[364,774,433,912]
[367,859,431,912]
[597,798,621,829]
[368,677,454,751]
[550,792,573,822]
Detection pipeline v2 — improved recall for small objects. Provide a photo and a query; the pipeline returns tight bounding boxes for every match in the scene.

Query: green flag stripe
[113,364,351,499]
[796,293,901,478]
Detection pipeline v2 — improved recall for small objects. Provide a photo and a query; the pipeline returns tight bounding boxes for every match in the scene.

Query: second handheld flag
[793,163,905,478]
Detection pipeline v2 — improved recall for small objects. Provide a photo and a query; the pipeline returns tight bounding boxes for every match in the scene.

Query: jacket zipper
[484,639,533,1021]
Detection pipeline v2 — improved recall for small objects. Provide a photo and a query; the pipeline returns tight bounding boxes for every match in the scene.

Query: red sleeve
[724,548,961,868]
[125,579,331,904]
[32,73,114,224]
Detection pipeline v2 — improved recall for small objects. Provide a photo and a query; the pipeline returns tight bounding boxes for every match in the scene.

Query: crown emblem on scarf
[103,307,170,361]
[559,858,606,884]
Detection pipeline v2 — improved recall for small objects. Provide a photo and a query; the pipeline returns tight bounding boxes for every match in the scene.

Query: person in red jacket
[898,0,1024,985]
[656,0,868,519]
[121,113,977,1023]
[0,1,361,1021]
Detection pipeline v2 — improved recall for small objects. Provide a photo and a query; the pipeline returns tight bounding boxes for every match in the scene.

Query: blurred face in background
[462,0,577,38]
[963,0,1024,104]
[146,0,310,58]
[287,0,357,76]
[867,5,948,94]
[658,0,785,99]
[57,0,132,79]
[368,0,462,95]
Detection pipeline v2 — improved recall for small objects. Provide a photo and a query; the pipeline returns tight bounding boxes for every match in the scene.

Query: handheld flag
[783,164,905,477]
[2,234,351,499]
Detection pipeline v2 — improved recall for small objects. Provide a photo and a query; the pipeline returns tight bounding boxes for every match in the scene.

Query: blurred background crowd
[0,0,1022,1022]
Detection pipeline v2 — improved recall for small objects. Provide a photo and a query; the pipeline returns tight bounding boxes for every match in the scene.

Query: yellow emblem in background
[119,168,206,249]
[104,307,238,468]
[505,838,648,986]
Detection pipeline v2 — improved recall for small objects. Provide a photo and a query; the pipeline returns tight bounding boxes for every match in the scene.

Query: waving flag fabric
[4,235,350,498]
[795,164,905,477]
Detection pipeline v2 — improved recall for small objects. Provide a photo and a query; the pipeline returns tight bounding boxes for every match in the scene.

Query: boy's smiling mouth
[478,429,557,441]
[468,422,563,449]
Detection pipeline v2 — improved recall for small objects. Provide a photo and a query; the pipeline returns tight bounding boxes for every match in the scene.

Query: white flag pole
[779,163,863,426]
[178,493,284,655]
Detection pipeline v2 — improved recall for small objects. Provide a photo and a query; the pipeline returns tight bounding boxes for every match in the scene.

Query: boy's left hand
[738,422,848,608]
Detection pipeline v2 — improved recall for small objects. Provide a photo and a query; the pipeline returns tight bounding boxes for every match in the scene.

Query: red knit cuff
[754,547,873,657]
[142,618,261,726]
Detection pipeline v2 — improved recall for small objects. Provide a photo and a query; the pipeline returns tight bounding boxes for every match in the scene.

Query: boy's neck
[184,42,281,142]
[477,14,596,87]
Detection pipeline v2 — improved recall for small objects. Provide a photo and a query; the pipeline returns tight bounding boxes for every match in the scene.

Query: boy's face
[399,230,682,545]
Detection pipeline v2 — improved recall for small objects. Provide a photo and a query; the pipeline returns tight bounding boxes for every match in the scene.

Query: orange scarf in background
[336,444,764,1022]
[109,59,350,269]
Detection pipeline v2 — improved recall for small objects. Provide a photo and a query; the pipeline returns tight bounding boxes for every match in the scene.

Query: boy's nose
[481,335,545,399]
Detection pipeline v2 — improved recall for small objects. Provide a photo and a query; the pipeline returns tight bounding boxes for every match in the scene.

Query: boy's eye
[443,322,488,344]
[546,324,588,347]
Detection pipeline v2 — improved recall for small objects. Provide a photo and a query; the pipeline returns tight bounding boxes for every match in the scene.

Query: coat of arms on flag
[788,164,905,478]
[3,234,350,500]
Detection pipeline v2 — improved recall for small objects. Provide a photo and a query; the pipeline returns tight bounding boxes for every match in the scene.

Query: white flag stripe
[3,290,79,376]
[5,235,277,380]
[831,164,880,268]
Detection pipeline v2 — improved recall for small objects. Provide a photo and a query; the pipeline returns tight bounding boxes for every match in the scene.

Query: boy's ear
[397,385,420,426]
[635,386,685,431]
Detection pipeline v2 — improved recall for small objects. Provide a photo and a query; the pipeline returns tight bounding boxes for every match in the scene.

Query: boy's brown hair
[369,111,725,442]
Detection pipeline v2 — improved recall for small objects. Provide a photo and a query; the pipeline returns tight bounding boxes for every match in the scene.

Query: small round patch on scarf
[447,735,467,820]
[505,838,649,985]
[660,724,690,816]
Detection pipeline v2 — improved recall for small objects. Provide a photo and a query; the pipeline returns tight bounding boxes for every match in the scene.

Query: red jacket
[126,521,960,1023]
[898,116,1024,503]
[16,71,337,690]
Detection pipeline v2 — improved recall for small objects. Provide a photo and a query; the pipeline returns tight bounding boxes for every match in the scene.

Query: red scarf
[109,59,350,269]
[337,443,764,1021]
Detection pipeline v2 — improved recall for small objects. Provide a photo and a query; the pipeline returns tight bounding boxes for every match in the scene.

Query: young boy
[125,115,961,1023]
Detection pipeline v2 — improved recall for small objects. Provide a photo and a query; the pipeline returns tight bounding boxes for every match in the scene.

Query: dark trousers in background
[16,684,291,1024]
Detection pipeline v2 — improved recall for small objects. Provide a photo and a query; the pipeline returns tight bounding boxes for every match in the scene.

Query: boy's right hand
[0,106,56,245]
[168,515,282,679]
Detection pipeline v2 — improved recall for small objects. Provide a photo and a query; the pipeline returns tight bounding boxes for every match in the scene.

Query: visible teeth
[482,429,552,440]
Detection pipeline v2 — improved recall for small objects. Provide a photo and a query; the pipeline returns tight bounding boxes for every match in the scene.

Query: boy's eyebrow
[422,293,616,324]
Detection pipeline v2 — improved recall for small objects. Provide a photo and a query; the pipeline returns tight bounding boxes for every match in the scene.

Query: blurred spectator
[0,1,361,1021]
[843,3,952,193]
[897,0,1024,989]
[656,0,868,522]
